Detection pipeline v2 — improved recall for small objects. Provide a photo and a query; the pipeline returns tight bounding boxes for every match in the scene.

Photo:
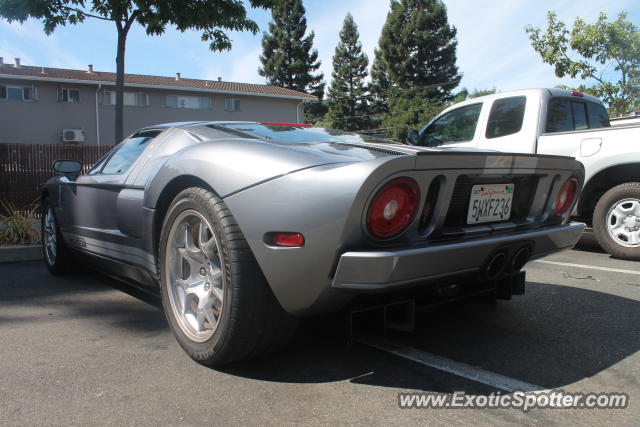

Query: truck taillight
[570,90,584,97]
[366,178,420,239]
[554,178,579,215]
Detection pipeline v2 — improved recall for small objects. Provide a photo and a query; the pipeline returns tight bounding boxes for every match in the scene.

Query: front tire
[158,187,296,365]
[593,183,640,261]
[41,200,71,275]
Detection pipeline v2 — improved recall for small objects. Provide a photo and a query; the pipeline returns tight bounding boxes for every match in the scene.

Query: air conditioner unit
[62,129,85,143]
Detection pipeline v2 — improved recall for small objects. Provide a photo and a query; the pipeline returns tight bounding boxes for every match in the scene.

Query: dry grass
[0,200,41,245]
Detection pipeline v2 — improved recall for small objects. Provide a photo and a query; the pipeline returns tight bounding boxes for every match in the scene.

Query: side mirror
[53,160,82,176]
[407,129,420,146]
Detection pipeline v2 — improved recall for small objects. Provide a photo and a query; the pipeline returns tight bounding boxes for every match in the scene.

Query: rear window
[486,96,526,139]
[587,103,610,128]
[546,99,573,133]
[215,123,400,145]
[572,102,588,130]
[546,98,611,133]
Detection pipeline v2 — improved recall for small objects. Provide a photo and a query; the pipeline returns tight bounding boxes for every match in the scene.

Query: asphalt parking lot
[1,233,638,426]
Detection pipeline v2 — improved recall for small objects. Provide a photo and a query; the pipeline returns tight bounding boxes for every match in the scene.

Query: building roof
[0,61,316,101]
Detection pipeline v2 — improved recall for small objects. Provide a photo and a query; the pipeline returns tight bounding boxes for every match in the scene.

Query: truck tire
[41,199,72,275]
[158,187,296,365]
[593,183,640,261]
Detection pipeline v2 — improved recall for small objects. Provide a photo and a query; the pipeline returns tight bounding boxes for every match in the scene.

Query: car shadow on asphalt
[219,281,640,394]
[0,261,166,335]
[3,261,638,395]
[573,230,607,254]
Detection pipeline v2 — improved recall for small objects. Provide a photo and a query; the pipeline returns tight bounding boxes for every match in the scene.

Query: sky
[0,0,638,94]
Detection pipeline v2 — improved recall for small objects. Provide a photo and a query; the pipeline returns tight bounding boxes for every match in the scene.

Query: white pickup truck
[409,88,640,260]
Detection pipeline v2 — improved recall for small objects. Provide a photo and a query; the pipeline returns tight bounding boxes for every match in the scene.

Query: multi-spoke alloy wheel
[43,207,57,265]
[41,199,70,275]
[158,188,295,365]
[165,210,225,343]
[606,198,640,247]
[594,182,640,261]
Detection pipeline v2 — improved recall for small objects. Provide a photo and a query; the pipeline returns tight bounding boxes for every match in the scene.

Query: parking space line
[533,260,640,276]
[361,338,547,393]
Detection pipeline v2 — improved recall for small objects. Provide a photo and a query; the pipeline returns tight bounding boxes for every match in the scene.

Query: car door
[58,129,161,265]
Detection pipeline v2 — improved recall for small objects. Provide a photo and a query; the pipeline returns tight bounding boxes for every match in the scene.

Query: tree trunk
[115,29,127,144]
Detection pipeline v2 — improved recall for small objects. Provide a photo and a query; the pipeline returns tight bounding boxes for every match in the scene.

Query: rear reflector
[271,232,305,247]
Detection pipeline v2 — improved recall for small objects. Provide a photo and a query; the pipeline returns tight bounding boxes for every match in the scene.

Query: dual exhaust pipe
[484,245,532,280]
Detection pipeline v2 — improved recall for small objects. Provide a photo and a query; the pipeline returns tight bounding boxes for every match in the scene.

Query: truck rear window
[486,96,526,139]
[546,99,610,133]
[587,103,610,128]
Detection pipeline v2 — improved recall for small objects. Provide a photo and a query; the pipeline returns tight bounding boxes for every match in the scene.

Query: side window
[572,102,588,130]
[546,99,573,133]
[587,103,610,128]
[486,96,526,139]
[87,154,110,175]
[100,130,162,175]
[423,103,482,146]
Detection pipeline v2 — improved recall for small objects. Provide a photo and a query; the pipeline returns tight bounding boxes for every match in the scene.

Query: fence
[0,143,114,213]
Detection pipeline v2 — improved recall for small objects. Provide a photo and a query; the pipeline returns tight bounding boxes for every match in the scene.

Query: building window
[0,85,35,101]
[166,95,212,109]
[103,90,149,107]
[59,88,80,103]
[225,98,241,112]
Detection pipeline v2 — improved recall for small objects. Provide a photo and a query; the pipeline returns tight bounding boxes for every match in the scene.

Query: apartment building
[0,58,315,145]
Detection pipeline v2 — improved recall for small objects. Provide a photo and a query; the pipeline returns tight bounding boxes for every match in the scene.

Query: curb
[0,244,43,263]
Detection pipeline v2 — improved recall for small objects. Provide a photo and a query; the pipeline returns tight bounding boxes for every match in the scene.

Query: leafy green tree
[0,0,276,143]
[258,0,324,121]
[325,14,370,131]
[371,0,461,140]
[526,11,640,116]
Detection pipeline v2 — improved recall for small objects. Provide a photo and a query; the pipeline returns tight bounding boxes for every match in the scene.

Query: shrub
[0,200,40,245]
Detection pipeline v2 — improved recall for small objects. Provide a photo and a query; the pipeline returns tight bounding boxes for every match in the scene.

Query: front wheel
[158,187,296,365]
[593,183,640,261]
[41,200,72,274]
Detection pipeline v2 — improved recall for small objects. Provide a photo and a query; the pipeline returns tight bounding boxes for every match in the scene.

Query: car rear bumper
[332,222,585,291]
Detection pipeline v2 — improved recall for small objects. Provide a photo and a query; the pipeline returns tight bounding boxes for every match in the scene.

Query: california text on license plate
[467,183,514,224]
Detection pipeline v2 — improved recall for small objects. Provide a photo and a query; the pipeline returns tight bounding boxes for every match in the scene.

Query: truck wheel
[41,200,72,275]
[593,183,640,261]
[158,187,296,366]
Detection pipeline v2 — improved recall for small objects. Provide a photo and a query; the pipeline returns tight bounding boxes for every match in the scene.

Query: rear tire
[593,183,640,261]
[41,199,71,275]
[158,187,296,365]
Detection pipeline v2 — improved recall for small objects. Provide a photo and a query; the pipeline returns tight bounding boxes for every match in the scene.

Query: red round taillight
[366,178,420,239]
[553,178,578,215]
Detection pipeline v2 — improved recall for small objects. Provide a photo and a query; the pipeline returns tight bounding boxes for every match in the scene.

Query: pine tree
[325,14,370,131]
[371,0,461,140]
[368,49,391,118]
[258,0,324,121]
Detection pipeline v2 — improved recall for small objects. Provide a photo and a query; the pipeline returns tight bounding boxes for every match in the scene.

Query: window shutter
[57,87,63,102]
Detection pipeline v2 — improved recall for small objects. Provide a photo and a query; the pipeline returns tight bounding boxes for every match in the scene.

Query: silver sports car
[41,122,585,365]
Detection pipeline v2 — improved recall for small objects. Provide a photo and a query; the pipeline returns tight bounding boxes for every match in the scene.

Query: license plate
[467,184,514,224]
